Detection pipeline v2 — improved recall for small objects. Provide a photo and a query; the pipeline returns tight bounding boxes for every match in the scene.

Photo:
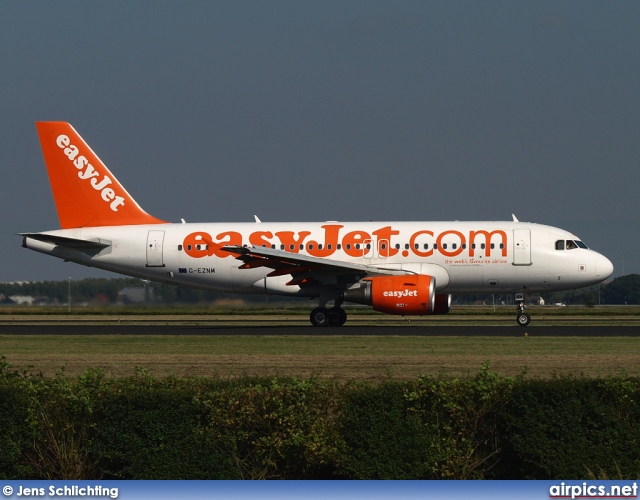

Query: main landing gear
[310,306,347,327]
[310,299,348,327]
[515,293,531,326]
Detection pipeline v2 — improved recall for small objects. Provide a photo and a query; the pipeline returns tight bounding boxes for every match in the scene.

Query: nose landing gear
[515,293,531,326]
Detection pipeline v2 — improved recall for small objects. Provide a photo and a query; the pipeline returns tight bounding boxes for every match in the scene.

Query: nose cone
[595,253,614,281]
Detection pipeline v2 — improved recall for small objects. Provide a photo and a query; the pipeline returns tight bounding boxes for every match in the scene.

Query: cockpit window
[566,240,578,250]
[556,239,588,250]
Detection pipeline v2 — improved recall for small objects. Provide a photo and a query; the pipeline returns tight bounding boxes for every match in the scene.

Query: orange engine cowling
[343,275,436,315]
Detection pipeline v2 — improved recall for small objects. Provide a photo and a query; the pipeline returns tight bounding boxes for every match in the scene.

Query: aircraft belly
[250,276,311,297]
[447,265,484,292]
[231,265,265,293]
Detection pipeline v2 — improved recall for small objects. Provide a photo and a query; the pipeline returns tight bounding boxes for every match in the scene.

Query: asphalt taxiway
[0,325,638,336]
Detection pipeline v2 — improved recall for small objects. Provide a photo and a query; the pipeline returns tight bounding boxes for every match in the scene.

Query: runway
[1,324,638,336]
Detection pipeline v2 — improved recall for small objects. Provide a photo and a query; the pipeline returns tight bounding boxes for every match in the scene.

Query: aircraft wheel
[517,313,531,327]
[310,307,331,327]
[328,307,347,327]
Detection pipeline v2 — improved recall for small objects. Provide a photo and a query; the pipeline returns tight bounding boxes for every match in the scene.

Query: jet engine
[433,293,452,315]
[343,275,436,315]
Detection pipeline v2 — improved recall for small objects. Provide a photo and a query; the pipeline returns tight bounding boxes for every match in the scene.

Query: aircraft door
[513,229,531,266]
[363,238,389,264]
[362,238,376,263]
[146,230,165,267]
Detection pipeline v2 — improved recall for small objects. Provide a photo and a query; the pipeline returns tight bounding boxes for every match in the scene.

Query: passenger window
[452,243,457,249]
[443,243,448,249]
[424,244,429,250]
[308,244,314,250]
[280,245,285,250]
[395,244,400,249]
[318,244,323,250]
[178,245,183,251]
[289,244,295,250]
[490,243,495,249]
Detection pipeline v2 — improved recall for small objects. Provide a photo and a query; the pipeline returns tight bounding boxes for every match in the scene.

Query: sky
[1,1,639,282]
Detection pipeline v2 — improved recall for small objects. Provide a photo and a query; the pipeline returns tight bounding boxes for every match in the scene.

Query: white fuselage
[24,220,614,298]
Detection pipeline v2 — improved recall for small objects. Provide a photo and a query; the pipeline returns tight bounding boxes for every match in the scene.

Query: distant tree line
[0,277,268,306]
[1,275,639,306]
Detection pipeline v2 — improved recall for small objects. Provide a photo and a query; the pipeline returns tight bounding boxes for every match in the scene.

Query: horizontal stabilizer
[19,233,111,250]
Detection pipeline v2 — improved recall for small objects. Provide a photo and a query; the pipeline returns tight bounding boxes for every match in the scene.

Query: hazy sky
[2,1,639,282]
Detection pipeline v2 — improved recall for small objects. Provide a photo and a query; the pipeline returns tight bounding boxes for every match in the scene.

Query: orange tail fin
[36,122,166,228]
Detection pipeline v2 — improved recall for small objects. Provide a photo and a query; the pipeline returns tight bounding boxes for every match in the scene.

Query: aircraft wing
[223,245,404,286]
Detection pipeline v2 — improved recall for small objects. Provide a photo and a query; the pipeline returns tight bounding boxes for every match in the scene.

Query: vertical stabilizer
[36,122,166,228]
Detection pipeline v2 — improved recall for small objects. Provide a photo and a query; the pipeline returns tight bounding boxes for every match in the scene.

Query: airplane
[21,122,614,327]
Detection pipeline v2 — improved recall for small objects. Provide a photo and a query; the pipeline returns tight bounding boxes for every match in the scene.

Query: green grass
[1,334,638,381]
[1,308,637,380]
